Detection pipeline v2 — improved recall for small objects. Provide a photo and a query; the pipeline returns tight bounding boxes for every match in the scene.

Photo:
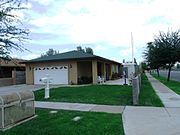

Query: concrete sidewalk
[123,106,180,135]
[123,73,180,135]
[36,101,180,135]
[146,73,180,107]
[35,101,125,114]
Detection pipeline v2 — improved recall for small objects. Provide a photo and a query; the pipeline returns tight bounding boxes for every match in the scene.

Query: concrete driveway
[0,84,68,95]
[0,84,45,95]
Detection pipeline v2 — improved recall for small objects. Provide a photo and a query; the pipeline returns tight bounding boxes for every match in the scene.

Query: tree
[0,0,29,59]
[140,62,147,71]
[154,30,180,81]
[77,46,85,52]
[41,48,59,57]
[85,47,93,54]
[144,42,163,76]
[77,46,94,54]
[144,30,180,81]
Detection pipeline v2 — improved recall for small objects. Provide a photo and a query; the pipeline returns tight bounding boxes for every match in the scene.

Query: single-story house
[24,50,122,85]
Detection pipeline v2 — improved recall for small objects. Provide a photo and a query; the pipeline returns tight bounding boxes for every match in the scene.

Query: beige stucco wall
[106,63,118,80]
[69,61,77,84]
[25,61,78,85]
[112,64,118,73]
[26,64,34,84]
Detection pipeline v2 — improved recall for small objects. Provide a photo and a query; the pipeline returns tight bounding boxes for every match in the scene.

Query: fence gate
[16,71,26,84]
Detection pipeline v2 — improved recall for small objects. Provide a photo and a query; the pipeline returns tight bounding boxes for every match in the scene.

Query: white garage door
[34,66,68,84]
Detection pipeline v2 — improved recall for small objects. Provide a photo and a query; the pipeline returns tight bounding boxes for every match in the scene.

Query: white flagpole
[131,32,134,63]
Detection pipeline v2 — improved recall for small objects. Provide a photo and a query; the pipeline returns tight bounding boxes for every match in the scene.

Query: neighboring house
[123,62,138,78]
[0,58,26,86]
[24,50,122,85]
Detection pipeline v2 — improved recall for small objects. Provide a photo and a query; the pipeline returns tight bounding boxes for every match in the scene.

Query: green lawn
[1,109,124,135]
[152,74,180,95]
[139,74,163,107]
[35,85,132,105]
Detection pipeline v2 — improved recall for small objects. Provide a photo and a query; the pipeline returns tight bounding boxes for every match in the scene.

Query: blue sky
[11,0,180,63]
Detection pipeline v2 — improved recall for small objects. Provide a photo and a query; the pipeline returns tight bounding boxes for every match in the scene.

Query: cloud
[29,0,176,46]
[10,53,40,60]
[21,2,32,8]
[15,0,180,62]
[31,0,55,6]
[120,48,133,57]
[21,54,40,60]
[94,45,108,51]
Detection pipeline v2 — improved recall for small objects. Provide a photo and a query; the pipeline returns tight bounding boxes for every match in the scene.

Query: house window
[64,66,67,69]
[60,67,63,69]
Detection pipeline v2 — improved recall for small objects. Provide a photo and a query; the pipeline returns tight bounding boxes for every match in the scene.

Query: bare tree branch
[0,0,29,59]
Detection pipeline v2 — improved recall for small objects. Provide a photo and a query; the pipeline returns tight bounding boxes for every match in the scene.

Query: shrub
[111,72,118,80]
[78,76,92,84]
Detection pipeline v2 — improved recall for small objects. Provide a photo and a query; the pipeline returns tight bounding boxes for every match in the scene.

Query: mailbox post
[40,74,52,99]
[45,76,50,99]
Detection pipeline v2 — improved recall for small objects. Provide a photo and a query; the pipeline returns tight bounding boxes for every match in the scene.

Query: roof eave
[22,57,97,64]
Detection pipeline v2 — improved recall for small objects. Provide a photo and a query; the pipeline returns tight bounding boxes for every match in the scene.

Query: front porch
[77,60,122,84]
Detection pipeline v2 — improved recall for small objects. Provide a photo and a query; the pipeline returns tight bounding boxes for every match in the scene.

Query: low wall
[0,78,14,87]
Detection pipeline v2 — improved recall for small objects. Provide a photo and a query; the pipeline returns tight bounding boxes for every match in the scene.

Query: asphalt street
[159,70,180,82]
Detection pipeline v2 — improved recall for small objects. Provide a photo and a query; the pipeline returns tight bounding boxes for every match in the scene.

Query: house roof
[24,50,121,64]
[0,58,26,67]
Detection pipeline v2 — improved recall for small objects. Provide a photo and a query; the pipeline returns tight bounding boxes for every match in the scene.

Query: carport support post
[103,63,106,79]
[92,60,97,84]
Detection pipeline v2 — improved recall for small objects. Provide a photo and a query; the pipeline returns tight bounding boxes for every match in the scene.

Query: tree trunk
[167,64,171,81]
[157,68,159,77]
